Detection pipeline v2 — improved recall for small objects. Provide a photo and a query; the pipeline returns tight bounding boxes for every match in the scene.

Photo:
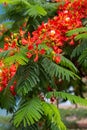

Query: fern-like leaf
[42,102,66,130]
[46,91,87,106]
[60,55,78,72]
[16,62,40,95]
[66,27,87,36]
[0,90,15,111]
[0,50,11,59]
[78,48,87,67]
[4,47,28,65]
[41,57,80,81]
[71,39,87,58]
[14,98,43,127]
[75,33,87,41]
[25,5,47,18]
[50,123,60,130]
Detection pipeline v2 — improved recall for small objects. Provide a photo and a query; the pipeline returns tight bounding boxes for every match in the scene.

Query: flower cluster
[31,0,87,49]
[0,0,87,95]
[0,61,17,95]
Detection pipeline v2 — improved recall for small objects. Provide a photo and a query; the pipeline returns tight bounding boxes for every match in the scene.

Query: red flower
[19,27,25,37]
[10,85,15,92]
[10,64,16,72]
[0,61,4,67]
[11,91,16,96]
[0,86,3,92]
[28,45,34,50]
[34,54,38,62]
[47,86,53,91]
[0,48,3,52]
[4,43,9,50]
[22,38,28,45]
[50,96,56,103]
[36,39,42,46]
[39,49,46,55]
[11,41,17,48]
[26,52,32,58]
[57,48,62,54]
[9,64,16,77]
[53,46,58,51]
[55,55,61,64]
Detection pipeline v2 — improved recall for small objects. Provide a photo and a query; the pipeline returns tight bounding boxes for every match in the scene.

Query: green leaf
[41,57,80,81]
[16,62,40,95]
[42,102,66,130]
[4,47,28,65]
[66,27,87,37]
[14,98,43,127]
[75,33,87,41]
[78,48,87,67]
[46,91,87,106]
[25,5,47,18]
[0,89,15,111]
[0,50,11,59]
[71,39,87,58]
[60,55,78,72]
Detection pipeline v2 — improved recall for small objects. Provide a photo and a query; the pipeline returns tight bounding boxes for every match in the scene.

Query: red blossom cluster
[31,0,87,50]
[0,0,87,95]
[0,61,17,95]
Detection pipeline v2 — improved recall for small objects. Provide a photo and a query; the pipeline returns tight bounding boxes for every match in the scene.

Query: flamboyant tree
[0,0,87,130]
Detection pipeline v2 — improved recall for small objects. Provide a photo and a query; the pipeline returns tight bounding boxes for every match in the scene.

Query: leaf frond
[4,47,28,65]
[66,27,87,36]
[42,102,66,130]
[14,98,43,127]
[60,55,78,72]
[71,39,87,58]
[46,91,87,106]
[16,62,40,95]
[78,48,87,67]
[0,50,11,59]
[41,57,80,81]
[75,33,87,41]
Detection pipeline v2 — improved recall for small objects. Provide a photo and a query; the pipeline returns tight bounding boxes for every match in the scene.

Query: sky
[0,4,4,14]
